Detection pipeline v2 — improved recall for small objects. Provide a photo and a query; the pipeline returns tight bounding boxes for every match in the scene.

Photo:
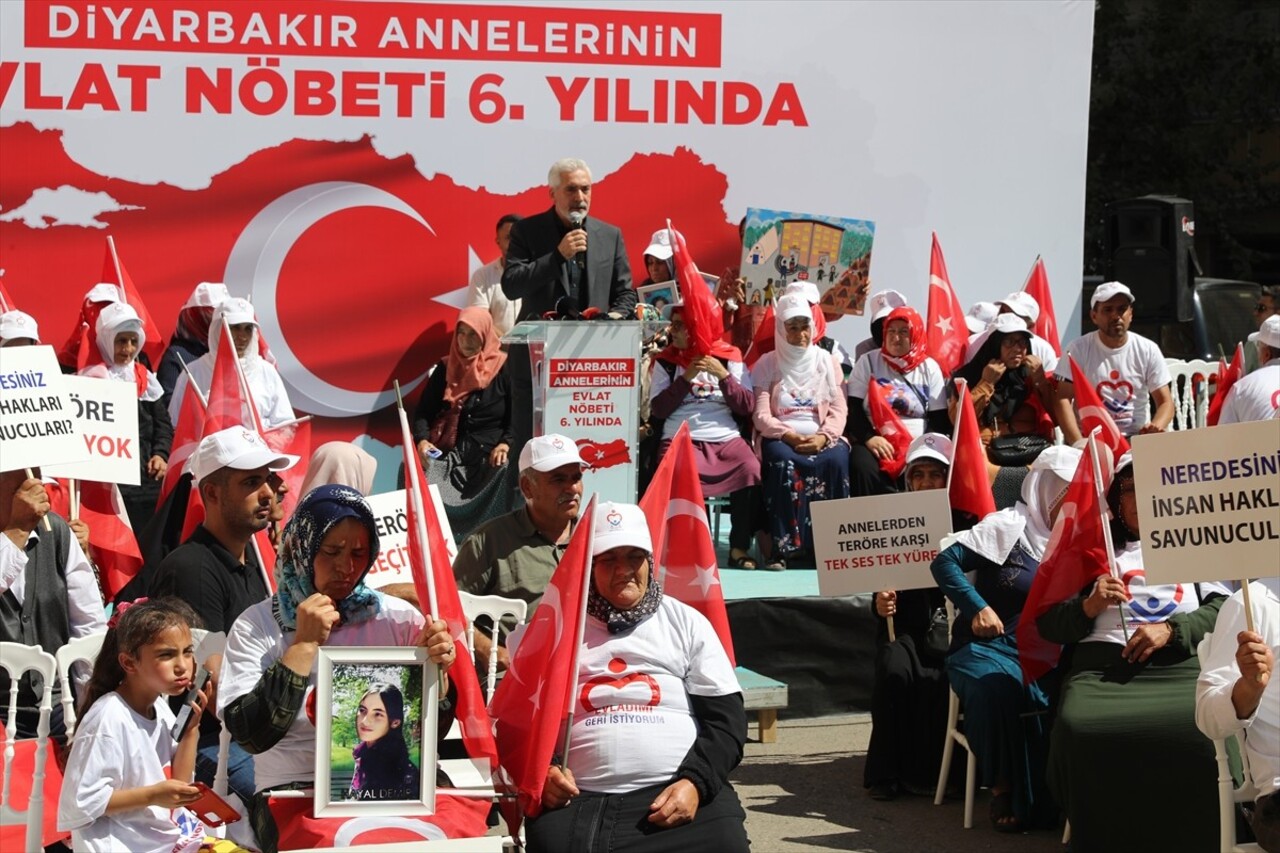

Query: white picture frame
[313,646,439,818]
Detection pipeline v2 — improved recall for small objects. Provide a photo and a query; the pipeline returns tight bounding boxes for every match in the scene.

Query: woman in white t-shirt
[846,306,949,497]
[218,485,489,852]
[751,294,850,569]
[525,502,749,853]
[650,303,761,568]
[58,598,215,853]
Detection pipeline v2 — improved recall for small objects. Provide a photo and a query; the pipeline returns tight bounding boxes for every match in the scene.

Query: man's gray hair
[548,158,591,188]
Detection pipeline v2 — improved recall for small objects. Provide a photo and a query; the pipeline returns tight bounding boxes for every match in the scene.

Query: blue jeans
[195,738,256,804]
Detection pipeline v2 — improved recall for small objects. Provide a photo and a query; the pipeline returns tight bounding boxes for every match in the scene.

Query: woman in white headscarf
[79,302,172,532]
[750,293,850,570]
[929,445,1081,833]
[156,281,229,408]
[168,297,295,429]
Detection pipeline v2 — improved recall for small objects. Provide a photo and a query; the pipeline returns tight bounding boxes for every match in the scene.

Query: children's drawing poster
[740,208,875,315]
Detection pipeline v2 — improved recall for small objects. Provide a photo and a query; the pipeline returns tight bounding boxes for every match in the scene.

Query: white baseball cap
[905,433,953,469]
[1091,281,1135,308]
[0,310,40,344]
[965,301,999,335]
[1250,315,1280,349]
[215,297,258,327]
[868,289,908,322]
[643,228,682,261]
[591,501,653,556]
[190,427,299,484]
[182,282,230,310]
[776,293,812,323]
[84,283,124,304]
[518,433,585,474]
[998,292,1040,324]
[783,281,821,304]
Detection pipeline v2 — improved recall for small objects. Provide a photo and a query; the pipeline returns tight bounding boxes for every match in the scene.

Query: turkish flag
[205,317,260,434]
[948,380,997,522]
[1021,256,1062,356]
[576,437,630,470]
[0,278,14,312]
[1069,355,1130,458]
[0,721,67,849]
[926,232,968,375]
[397,402,500,791]
[261,416,312,524]
[100,236,164,369]
[57,290,122,373]
[157,372,207,508]
[1018,437,1112,684]
[1206,343,1244,427]
[668,221,723,357]
[73,480,143,601]
[867,380,911,479]
[639,422,735,665]
[490,496,598,825]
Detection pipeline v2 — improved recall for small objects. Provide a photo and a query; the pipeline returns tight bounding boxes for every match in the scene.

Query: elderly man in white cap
[1054,281,1174,445]
[526,501,749,853]
[0,309,40,347]
[1219,314,1280,424]
[866,433,955,801]
[452,433,586,670]
[147,426,299,802]
[168,296,295,429]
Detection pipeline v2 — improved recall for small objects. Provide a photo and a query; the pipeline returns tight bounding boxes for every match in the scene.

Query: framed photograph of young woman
[313,646,439,817]
[637,281,680,313]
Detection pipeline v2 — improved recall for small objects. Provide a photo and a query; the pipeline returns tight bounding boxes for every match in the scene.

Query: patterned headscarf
[273,484,381,632]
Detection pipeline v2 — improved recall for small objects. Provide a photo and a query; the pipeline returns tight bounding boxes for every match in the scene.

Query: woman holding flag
[1035,454,1228,853]
[929,445,1081,832]
[846,305,950,497]
[219,484,489,852]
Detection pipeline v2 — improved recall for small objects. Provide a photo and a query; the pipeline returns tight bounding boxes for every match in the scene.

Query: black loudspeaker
[1104,195,1202,322]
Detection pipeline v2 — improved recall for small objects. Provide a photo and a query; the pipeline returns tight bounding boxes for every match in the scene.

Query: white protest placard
[363,486,458,590]
[0,344,88,470]
[811,489,953,597]
[44,375,142,485]
[1132,420,1280,585]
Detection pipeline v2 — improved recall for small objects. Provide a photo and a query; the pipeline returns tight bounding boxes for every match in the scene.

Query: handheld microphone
[568,210,587,270]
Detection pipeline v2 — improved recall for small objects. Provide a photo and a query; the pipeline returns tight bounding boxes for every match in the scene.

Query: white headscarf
[208,298,261,365]
[771,293,836,403]
[953,445,1082,564]
[92,302,163,401]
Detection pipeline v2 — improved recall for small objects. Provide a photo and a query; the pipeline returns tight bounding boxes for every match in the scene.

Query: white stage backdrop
[0,0,1094,492]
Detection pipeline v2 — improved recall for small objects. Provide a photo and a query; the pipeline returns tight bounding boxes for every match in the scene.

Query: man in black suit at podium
[502,157,637,320]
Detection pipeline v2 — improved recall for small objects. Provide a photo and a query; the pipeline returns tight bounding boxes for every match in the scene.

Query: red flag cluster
[1206,344,1244,427]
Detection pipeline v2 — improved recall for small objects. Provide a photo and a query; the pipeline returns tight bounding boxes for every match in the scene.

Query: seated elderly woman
[750,293,850,570]
[219,485,489,852]
[1037,454,1227,853]
[413,306,513,537]
[865,433,957,801]
[521,502,750,853]
[847,306,950,497]
[929,446,1081,833]
[951,313,1059,508]
[650,302,761,568]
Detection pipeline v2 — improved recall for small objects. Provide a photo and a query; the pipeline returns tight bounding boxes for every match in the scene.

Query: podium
[503,321,642,503]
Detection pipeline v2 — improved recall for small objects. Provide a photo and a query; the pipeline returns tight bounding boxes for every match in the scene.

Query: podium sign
[538,322,640,503]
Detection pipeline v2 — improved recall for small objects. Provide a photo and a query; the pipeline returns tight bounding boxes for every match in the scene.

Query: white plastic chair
[457,592,528,704]
[932,597,978,829]
[1165,358,1217,431]
[1197,634,1264,853]
[55,631,107,740]
[0,642,59,853]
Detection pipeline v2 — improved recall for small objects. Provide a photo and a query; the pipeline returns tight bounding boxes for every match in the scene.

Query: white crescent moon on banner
[656,498,710,584]
[223,181,436,416]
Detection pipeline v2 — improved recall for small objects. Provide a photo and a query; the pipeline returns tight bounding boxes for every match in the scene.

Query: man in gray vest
[0,468,107,739]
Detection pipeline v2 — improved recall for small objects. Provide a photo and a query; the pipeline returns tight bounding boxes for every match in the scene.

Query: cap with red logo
[191,427,299,484]
[517,433,586,474]
[592,501,653,556]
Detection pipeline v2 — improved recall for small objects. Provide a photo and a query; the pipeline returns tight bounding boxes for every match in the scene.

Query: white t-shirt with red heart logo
[564,597,740,793]
[1065,331,1171,434]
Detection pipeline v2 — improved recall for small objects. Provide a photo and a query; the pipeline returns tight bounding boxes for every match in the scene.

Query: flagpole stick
[558,496,598,772]
[107,236,127,305]
[180,359,209,408]
[1088,431,1128,642]
[25,469,53,531]
[70,478,79,521]
[1241,578,1256,636]
[886,615,897,643]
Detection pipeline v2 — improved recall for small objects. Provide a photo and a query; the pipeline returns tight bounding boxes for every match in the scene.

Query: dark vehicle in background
[1083,276,1260,361]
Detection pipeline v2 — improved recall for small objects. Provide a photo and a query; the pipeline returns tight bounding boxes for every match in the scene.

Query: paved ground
[734,714,1065,853]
